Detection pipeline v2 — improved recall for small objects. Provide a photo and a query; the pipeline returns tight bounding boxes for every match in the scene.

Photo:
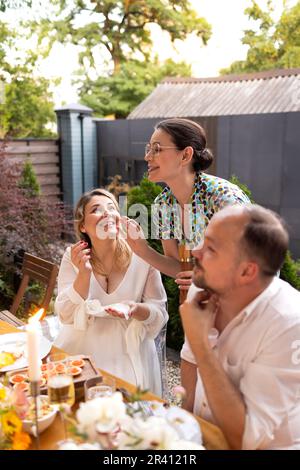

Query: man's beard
[193,262,215,294]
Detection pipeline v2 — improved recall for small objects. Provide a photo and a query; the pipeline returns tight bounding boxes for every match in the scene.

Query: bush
[229,175,300,290]
[0,143,71,317]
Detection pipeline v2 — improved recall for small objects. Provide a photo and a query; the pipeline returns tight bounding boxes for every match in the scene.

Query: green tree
[0,20,56,138]
[30,0,211,73]
[221,0,300,74]
[79,58,191,118]
[0,70,56,138]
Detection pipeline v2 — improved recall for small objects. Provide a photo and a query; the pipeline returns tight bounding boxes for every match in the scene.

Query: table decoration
[60,389,205,450]
[0,383,31,450]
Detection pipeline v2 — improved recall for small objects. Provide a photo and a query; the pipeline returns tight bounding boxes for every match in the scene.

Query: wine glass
[47,352,75,441]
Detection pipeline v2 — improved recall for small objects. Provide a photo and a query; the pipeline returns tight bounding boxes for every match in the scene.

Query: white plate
[0,332,52,372]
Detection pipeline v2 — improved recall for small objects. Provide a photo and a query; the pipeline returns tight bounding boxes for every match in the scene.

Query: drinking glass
[47,352,75,440]
[84,376,116,401]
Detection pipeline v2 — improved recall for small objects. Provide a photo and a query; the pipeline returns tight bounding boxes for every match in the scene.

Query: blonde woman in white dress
[54,189,168,396]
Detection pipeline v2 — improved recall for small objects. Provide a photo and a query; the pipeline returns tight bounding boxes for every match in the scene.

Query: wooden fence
[1,139,61,201]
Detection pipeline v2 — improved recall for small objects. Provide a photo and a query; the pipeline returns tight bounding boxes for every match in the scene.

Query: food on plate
[55,363,67,374]
[9,373,27,385]
[13,382,29,393]
[41,363,48,372]
[0,351,17,369]
[67,366,82,377]
[69,358,85,368]
[39,377,47,387]
[42,372,48,381]
[24,397,54,421]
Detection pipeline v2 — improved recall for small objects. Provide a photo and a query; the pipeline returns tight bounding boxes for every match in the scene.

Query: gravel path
[165,348,181,405]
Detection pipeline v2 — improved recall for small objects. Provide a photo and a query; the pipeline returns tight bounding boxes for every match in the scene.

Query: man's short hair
[240,205,289,277]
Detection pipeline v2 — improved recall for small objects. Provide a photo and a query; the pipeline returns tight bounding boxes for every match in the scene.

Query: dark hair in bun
[155,118,214,172]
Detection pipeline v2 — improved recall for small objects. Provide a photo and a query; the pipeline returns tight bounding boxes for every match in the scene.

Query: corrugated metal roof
[128,68,300,119]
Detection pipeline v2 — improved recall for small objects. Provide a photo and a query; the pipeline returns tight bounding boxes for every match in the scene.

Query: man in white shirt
[180,204,300,450]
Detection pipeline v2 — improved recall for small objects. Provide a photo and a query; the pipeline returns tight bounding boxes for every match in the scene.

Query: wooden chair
[0,253,59,327]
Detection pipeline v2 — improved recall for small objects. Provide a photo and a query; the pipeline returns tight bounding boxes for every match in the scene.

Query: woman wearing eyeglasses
[122,118,250,297]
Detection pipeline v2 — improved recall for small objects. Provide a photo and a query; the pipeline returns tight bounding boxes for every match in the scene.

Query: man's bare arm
[181,359,197,412]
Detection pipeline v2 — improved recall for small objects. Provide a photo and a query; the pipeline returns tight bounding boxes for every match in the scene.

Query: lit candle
[27,308,44,382]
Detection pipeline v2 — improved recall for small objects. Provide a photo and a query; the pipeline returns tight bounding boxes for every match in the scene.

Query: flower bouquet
[61,388,205,451]
[0,384,31,450]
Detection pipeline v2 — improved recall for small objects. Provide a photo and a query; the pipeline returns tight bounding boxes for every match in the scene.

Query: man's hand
[180,291,219,351]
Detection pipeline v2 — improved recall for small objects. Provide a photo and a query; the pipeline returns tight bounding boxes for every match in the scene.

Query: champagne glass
[47,352,75,441]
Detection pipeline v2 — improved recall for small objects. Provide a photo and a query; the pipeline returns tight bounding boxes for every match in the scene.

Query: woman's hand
[128,302,150,321]
[175,270,193,291]
[105,302,150,321]
[120,216,149,256]
[70,241,92,275]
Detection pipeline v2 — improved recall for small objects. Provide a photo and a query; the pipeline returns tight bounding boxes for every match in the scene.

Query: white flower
[168,440,206,450]
[117,416,179,450]
[76,392,126,439]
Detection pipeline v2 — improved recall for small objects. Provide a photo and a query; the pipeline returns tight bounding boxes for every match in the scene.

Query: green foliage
[0,15,56,138]
[162,275,182,349]
[280,251,300,291]
[0,70,56,138]
[127,176,182,349]
[18,160,40,197]
[29,0,211,73]
[229,174,255,203]
[229,174,300,291]
[79,58,192,118]
[221,1,300,74]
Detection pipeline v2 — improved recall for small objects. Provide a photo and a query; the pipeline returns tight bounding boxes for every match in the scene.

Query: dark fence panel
[217,112,300,258]
[95,117,218,186]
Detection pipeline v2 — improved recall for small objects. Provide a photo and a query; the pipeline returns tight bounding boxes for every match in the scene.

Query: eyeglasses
[145,143,178,157]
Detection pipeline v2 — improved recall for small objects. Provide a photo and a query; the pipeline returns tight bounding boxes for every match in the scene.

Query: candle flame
[28,308,44,324]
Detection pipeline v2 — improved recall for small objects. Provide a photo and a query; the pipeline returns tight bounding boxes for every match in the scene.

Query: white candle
[27,309,44,382]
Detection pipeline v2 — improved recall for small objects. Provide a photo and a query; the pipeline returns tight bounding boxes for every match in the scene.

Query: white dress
[54,248,168,396]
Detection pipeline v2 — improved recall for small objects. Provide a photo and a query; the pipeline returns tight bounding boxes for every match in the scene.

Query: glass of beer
[47,352,75,440]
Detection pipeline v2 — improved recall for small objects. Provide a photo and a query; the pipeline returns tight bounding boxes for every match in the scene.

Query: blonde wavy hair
[74,188,131,275]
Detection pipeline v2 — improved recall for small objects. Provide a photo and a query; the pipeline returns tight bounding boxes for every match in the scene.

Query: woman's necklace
[91,249,115,287]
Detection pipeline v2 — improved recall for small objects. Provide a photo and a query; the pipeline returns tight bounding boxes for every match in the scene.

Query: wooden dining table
[0,319,230,450]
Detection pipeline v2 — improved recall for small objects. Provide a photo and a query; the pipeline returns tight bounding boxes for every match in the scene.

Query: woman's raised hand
[120,216,148,256]
[70,241,92,274]
[175,270,193,291]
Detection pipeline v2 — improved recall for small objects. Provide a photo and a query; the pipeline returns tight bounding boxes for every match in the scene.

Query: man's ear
[239,261,259,285]
[182,146,193,165]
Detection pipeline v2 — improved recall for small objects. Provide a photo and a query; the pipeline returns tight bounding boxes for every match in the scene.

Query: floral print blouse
[152,172,250,249]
